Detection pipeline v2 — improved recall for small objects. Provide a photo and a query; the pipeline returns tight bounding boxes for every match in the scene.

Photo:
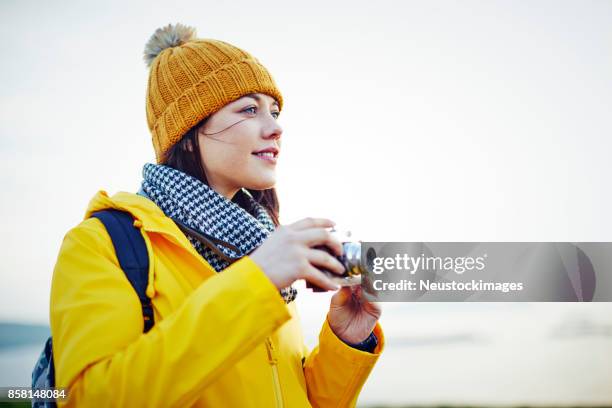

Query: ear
[185,139,194,152]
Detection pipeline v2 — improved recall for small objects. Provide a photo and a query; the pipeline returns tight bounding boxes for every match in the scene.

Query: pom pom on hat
[143,23,197,67]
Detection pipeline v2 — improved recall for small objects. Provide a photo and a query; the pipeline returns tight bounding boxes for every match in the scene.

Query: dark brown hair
[163,119,281,226]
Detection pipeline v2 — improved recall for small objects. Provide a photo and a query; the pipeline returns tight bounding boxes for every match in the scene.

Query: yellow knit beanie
[143,23,284,163]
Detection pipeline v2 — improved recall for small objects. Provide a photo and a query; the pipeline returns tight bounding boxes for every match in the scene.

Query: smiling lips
[252,147,279,164]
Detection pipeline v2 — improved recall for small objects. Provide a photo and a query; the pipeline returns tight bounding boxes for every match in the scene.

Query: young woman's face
[197,93,282,199]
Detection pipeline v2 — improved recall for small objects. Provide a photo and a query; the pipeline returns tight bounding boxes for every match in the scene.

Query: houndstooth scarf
[140,163,297,303]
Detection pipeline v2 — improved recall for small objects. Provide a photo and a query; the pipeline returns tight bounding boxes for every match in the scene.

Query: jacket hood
[84,190,163,221]
[84,190,196,253]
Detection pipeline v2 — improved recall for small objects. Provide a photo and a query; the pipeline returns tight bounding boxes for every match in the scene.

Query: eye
[271,111,280,119]
[242,106,257,115]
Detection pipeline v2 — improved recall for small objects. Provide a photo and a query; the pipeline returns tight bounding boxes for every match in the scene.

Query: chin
[245,177,276,191]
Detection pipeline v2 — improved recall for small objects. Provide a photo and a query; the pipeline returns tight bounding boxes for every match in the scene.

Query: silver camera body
[307,231,376,291]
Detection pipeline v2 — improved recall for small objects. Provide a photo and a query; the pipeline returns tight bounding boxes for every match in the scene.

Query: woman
[50,23,384,407]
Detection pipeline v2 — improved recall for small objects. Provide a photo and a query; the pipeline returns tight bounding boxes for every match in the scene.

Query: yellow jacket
[50,191,384,407]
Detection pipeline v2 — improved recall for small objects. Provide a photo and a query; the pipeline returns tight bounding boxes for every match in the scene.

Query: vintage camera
[307,230,376,291]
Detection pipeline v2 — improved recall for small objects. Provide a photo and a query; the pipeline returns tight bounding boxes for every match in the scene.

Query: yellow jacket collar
[84,190,194,249]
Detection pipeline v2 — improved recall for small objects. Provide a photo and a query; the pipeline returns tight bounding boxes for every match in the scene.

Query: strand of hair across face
[201,118,250,136]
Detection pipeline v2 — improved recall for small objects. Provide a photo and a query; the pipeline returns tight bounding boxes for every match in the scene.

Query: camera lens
[342,242,374,276]
[366,247,376,272]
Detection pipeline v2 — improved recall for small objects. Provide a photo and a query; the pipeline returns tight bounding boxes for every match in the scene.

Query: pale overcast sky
[2,0,611,321]
[1,0,611,403]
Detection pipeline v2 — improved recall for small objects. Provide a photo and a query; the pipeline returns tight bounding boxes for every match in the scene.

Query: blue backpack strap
[31,336,56,406]
[91,209,154,333]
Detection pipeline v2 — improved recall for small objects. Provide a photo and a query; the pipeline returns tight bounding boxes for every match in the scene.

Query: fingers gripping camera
[307,229,377,292]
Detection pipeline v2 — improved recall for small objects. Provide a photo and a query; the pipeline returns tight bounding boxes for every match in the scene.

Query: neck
[206,176,240,200]
[217,186,240,200]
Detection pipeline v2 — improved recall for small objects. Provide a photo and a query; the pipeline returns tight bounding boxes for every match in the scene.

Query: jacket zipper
[265,337,284,408]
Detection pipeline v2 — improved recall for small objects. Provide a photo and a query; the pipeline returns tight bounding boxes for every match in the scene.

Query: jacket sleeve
[303,315,385,407]
[50,218,291,408]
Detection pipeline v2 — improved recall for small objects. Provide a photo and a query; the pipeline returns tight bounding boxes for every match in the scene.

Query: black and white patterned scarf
[140,163,297,303]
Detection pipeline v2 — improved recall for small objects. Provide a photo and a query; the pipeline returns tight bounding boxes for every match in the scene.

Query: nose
[262,115,283,141]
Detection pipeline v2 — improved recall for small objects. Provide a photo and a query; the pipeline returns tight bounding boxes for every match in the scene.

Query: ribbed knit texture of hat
[145,26,284,163]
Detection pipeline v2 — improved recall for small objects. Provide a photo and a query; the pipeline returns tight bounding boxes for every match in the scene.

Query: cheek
[200,139,252,172]
[206,125,259,164]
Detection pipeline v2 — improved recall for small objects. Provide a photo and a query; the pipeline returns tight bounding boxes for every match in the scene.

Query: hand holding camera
[250,217,381,345]
[249,217,346,291]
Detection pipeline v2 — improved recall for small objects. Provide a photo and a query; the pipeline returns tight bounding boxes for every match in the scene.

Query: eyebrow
[243,93,280,109]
